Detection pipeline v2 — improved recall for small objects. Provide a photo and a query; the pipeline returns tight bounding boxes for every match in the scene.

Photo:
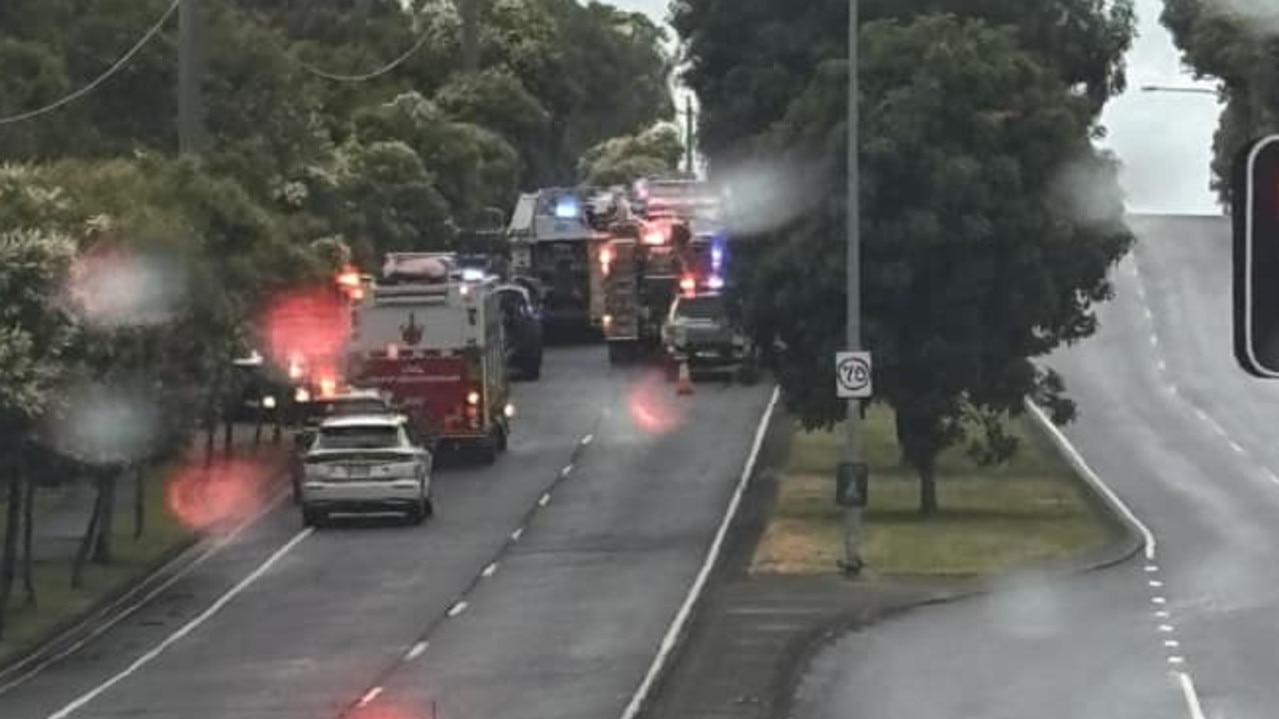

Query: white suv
[299,414,433,527]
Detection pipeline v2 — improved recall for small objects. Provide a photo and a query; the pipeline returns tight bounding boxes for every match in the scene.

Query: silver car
[299,414,434,527]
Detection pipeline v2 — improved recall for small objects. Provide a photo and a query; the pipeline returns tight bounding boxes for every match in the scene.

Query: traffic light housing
[1233,134,1279,377]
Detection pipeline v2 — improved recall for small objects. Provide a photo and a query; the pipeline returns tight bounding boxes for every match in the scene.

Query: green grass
[751,406,1118,577]
[0,471,192,665]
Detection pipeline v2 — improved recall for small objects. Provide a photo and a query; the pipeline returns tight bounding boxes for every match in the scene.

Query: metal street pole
[684,95,695,175]
[178,0,206,155]
[842,0,863,575]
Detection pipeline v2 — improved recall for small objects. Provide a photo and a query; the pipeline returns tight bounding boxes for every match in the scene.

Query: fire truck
[345,253,513,464]
[598,213,729,364]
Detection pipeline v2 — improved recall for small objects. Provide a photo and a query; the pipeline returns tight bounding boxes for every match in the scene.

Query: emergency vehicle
[345,253,514,464]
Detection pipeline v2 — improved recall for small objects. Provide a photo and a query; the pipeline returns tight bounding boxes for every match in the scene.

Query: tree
[577,122,683,185]
[730,15,1132,514]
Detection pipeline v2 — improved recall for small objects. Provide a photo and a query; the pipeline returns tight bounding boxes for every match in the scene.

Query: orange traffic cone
[676,360,694,395]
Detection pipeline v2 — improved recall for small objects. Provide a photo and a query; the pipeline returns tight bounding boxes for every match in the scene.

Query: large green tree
[709,14,1133,514]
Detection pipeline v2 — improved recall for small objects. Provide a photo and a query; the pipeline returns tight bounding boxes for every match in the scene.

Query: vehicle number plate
[346,465,370,478]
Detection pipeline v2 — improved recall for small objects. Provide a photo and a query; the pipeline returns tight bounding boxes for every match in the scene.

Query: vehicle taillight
[467,390,480,406]
[600,247,613,275]
[679,275,696,294]
[319,377,337,398]
[386,343,400,360]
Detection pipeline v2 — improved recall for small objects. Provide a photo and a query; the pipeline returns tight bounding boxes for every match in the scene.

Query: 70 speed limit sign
[835,351,872,398]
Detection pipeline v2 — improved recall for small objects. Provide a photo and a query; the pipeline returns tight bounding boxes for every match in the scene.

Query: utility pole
[460,0,479,73]
[178,0,206,155]
[841,0,864,575]
[683,95,695,176]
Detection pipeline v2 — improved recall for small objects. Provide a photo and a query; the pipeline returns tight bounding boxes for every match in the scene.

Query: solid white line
[0,487,291,696]
[1025,400,1156,560]
[46,528,312,719]
[481,562,498,578]
[1228,441,1244,454]
[1178,671,1208,719]
[617,386,780,719]
[539,492,551,507]
[447,601,468,618]
[405,641,428,660]
[358,687,383,707]
[560,464,574,477]
[510,527,524,541]
[581,434,594,445]
[1194,408,1210,421]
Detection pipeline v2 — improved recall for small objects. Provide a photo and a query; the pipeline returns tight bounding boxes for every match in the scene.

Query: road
[0,345,775,719]
[792,214,1279,719]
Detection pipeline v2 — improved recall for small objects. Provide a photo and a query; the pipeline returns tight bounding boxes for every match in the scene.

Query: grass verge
[0,471,192,665]
[751,406,1118,577]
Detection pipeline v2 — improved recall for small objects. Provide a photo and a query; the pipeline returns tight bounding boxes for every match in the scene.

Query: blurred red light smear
[260,287,351,375]
[164,458,272,531]
[628,375,684,434]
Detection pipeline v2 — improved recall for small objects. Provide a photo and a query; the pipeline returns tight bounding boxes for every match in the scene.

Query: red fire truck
[345,253,513,463]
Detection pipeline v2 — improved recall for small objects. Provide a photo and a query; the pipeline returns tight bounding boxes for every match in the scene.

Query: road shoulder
[642,401,1144,719]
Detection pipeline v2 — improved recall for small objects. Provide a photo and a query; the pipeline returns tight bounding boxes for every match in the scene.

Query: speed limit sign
[835,351,872,398]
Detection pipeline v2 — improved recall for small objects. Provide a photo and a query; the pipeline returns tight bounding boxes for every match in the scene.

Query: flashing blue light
[554,196,580,219]
[711,243,724,269]
[707,275,725,290]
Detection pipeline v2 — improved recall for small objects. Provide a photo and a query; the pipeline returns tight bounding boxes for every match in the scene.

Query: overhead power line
[0,0,182,126]
[297,22,434,83]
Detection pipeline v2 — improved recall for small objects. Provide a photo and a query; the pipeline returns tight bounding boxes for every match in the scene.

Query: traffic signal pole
[842,0,864,575]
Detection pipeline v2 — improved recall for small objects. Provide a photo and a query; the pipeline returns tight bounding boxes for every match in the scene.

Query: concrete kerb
[0,447,292,691]
[767,398,1148,718]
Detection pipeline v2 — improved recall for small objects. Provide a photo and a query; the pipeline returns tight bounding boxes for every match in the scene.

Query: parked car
[496,283,544,380]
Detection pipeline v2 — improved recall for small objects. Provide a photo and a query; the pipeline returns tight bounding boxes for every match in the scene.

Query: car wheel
[478,437,498,465]
[495,424,509,452]
[301,505,325,528]
[406,500,427,525]
[525,360,542,380]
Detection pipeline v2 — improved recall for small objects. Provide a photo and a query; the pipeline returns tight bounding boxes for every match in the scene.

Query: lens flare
[627,372,685,434]
[164,457,273,532]
[260,287,352,379]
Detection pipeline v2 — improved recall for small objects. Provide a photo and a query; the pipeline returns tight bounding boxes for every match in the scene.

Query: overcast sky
[608,0,1222,213]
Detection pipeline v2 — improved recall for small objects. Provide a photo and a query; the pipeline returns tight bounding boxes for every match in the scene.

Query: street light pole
[842,0,863,575]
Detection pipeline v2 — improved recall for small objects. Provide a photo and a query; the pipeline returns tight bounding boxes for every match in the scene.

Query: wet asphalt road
[0,344,774,719]
[794,214,1279,719]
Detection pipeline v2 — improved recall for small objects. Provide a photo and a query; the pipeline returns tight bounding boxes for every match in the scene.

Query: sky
[610,0,1223,213]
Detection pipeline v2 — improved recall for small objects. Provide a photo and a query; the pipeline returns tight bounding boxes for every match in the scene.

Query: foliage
[679,9,1134,513]
[577,122,684,185]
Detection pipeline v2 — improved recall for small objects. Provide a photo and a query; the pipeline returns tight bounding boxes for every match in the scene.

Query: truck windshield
[676,296,724,320]
[314,426,402,450]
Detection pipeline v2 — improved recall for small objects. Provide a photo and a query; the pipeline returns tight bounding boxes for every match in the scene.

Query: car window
[675,296,724,320]
[326,399,388,416]
[313,425,402,450]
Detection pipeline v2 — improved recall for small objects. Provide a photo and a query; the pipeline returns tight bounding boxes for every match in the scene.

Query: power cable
[0,0,182,126]
[296,19,434,83]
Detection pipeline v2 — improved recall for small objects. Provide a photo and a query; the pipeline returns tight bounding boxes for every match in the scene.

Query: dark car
[496,283,544,380]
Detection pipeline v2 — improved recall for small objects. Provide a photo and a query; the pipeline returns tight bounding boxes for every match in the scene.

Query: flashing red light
[643,230,666,245]
[599,246,614,272]
[336,264,361,288]
[679,275,696,293]
[318,377,337,398]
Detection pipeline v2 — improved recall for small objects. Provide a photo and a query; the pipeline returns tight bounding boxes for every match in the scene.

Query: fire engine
[344,253,514,464]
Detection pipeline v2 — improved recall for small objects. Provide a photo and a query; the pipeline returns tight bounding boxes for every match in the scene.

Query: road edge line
[45,527,312,719]
[617,385,781,719]
[1024,399,1156,560]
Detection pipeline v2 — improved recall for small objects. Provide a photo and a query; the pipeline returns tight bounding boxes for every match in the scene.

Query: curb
[767,398,1149,718]
[0,451,291,691]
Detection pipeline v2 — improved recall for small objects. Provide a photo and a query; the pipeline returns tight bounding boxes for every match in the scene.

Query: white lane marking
[539,492,551,507]
[1150,334,1159,347]
[1168,656,1186,665]
[1155,611,1171,619]
[358,687,383,707]
[0,486,291,696]
[481,562,498,578]
[618,386,780,719]
[1165,639,1180,648]
[1168,384,1179,395]
[510,527,524,541]
[1025,400,1156,559]
[560,464,574,477]
[1152,596,1167,605]
[406,641,428,660]
[1178,671,1208,719]
[1194,408,1210,421]
[1210,422,1228,437]
[46,528,312,719]
[1145,564,1159,572]
[1144,307,1154,320]
[1150,580,1164,588]
[447,601,468,618]
[1158,624,1175,633]
[1267,471,1279,486]
[1157,359,1167,372]
[1228,441,1245,454]
[581,434,594,445]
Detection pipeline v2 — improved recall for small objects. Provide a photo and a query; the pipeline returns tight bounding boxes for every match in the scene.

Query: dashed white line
[447,601,468,618]
[358,687,384,707]
[539,492,551,507]
[510,527,524,541]
[560,464,574,477]
[581,434,594,445]
[45,528,313,719]
[1178,672,1208,719]
[1157,359,1167,372]
[1228,441,1245,454]
[1165,639,1180,648]
[1168,656,1186,665]
[406,641,428,660]
[1155,611,1171,619]
[1152,596,1167,605]
[1144,307,1154,320]
[1150,334,1159,347]
[1158,624,1175,633]
[482,562,498,578]
[1150,580,1164,588]
[1145,564,1159,572]
[1194,408,1210,421]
